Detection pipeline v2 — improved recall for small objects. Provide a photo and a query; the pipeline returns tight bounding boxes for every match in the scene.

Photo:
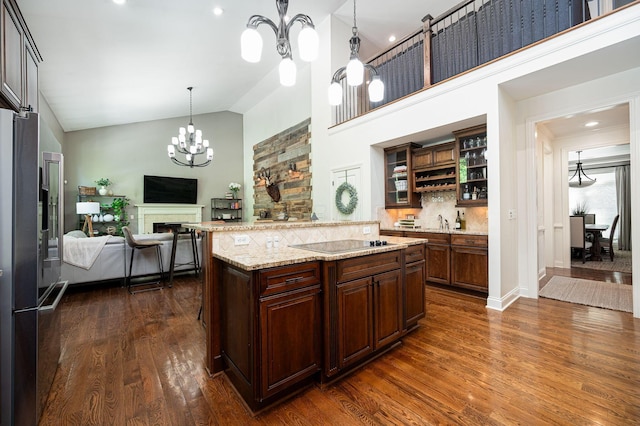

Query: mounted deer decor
[258,168,281,202]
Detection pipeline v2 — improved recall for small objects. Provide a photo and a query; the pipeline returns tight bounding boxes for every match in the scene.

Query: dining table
[585,223,610,261]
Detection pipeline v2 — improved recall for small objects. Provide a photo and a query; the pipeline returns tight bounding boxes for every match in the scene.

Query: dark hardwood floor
[41,273,640,425]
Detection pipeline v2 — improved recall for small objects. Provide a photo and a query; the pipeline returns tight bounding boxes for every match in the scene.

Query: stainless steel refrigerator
[0,108,67,425]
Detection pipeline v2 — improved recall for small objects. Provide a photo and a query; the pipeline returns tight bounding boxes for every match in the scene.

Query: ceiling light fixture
[167,87,213,168]
[569,151,596,187]
[328,0,384,106]
[213,7,224,16]
[113,0,126,5]
[241,0,319,87]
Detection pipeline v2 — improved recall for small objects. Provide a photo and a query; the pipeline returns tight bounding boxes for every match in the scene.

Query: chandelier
[328,0,384,106]
[167,87,213,168]
[569,151,596,187]
[241,0,319,87]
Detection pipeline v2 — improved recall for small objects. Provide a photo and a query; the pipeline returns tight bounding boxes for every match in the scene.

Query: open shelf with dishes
[454,125,488,206]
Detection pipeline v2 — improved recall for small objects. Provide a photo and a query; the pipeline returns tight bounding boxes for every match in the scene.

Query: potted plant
[572,201,588,216]
[111,197,130,236]
[95,178,112,195]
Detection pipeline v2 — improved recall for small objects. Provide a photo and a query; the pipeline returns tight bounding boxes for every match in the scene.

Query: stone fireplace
[135,203,204,234]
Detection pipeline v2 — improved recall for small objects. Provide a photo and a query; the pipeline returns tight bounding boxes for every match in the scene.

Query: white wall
[63,111,243,233]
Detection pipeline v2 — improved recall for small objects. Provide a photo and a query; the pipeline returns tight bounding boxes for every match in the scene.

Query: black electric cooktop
[289,239,393,254]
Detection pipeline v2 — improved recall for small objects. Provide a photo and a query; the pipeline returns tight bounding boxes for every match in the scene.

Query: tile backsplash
[378,192,488,231]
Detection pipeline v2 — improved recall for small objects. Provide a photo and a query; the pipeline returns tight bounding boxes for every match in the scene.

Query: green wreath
[335,182,358,215]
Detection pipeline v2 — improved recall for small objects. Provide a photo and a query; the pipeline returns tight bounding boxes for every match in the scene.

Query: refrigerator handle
[39,280,69,312]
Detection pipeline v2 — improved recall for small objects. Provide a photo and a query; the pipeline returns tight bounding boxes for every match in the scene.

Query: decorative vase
[231,190,239,199]
[103,213,114,222]
[99,213,104,222]
[98,186,107,196]
[92,214,99,222]
[107,188,114,196]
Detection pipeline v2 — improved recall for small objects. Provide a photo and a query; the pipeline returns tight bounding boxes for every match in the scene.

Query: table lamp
[76,201,100,237]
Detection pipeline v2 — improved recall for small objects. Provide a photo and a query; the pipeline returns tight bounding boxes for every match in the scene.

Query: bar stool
[122,226,165,294]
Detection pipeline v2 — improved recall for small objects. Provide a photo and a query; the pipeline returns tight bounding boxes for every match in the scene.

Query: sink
[290,239,393,254]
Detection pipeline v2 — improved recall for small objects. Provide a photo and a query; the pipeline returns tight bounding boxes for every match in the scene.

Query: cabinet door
[337,277,373,369]
[259,287,321,399]
[432,142,456,166]
[373,269,402,349]
[451,246,488,292]
[384,143,421,208]
[1,0,23,110]
[404,261,425,330]
[425,244,450,285]
[24,40,38,112]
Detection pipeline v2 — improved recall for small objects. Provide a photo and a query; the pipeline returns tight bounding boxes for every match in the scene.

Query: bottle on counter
[463,184,470,200]
[455,211,462,229]
[461,212,466,230]
[472,186,478,200]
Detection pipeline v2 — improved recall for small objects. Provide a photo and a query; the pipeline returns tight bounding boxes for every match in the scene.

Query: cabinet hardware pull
[285,276,304,283]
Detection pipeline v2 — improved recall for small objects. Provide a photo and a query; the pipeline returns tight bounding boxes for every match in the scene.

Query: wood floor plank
[39,271,640,425]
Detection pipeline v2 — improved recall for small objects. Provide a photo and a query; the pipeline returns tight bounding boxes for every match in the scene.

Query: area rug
[571,250,632,274]
[540,276,632,313]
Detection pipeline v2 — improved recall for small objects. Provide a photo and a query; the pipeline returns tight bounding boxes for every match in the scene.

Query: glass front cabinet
[384,143,421,208]
[454,125,487,206]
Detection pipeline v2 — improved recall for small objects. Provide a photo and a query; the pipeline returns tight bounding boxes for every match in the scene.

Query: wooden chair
[599,215,620,261]
[570,215,592,263]
[122,226,165,294]
[584,213,595,224]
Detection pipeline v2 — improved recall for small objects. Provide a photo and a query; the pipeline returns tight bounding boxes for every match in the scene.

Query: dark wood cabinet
[413,142,457,193]
[220,261,321,412]
[454,124,488,206]
[336,277,373,369]
[384,143,421,208]
[450,234,488,292]
[259,286,321,398]
[423,233,451,285]
[335,268,402,369]
[404,244,426,330]
[383,230,488,294]
[1,0,40,112]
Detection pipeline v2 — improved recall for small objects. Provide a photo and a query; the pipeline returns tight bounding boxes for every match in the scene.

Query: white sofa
[62,231,202,285]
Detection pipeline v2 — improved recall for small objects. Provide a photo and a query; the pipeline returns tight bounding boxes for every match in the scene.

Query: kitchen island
[185,221,427,414]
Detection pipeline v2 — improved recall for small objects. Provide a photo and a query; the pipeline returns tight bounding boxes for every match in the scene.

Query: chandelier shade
[167,87,213,168]
[241,0,318,87]
[569,151,596,187]
[328,0,384,105]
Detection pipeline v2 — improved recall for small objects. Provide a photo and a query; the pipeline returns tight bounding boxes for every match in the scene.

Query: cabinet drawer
[451,234,488,248]
[259,262,320,296]
[422,232,450,245]
[337,251,401,283]
[405,244,425,264]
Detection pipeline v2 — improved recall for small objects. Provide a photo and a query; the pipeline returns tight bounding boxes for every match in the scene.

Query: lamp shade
[368,76,384,102]
[76,202,100,215]
[279,57,296,86]
[298,26,319,62]
[241,28,263,63]
[328,82,343,105]
[346,58,364,86]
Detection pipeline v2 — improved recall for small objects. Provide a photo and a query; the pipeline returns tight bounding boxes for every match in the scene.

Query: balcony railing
[331,0,635,126]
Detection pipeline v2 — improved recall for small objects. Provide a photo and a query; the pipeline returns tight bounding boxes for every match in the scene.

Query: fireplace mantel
[135,203,204,234]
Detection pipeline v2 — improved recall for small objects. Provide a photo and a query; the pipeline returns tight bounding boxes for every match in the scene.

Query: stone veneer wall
[209,222,380,253]
[253,118,312,220]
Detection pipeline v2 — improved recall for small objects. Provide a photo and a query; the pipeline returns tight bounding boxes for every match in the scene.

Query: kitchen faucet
[444,219,450,231]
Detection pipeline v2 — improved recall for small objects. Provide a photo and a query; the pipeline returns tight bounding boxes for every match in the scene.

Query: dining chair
[584,213,595,224]
[599,214,620,261]
[570,215,592,263]
[122,226,165,294]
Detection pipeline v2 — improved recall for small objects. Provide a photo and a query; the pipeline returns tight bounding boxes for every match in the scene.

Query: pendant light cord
[352,0,357,35]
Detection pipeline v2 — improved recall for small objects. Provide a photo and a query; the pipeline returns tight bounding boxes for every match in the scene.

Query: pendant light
[328,0,384,106]
[241,0,318,87]
[167,87,214,168]
[569,151,596,187]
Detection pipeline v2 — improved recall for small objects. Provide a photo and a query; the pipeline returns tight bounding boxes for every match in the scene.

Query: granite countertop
[213,236,427,271]
[185,220,379,232]
[381,227,488,236]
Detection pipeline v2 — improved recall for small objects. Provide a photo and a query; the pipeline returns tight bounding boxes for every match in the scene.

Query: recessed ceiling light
[388,35,396,43]
[213,7,223,16]
[585,121,599,127]
[113,0,125,5]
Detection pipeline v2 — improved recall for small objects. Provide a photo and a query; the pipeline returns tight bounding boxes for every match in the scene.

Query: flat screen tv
[143,175,198,204]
